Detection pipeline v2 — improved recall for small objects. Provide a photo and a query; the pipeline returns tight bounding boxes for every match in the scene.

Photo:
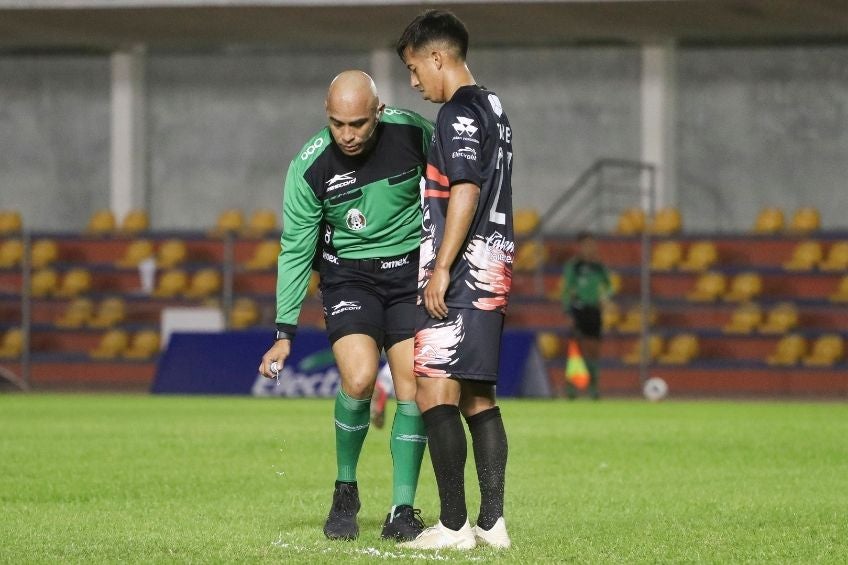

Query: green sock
[334,389,371,483]
[390,401,427,507]
[586,359,600,398]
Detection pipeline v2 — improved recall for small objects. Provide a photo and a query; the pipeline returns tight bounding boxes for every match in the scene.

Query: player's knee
[341,373,375,400]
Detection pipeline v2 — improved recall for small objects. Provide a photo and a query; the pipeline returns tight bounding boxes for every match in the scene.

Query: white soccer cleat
[473,517,511,549]
[398,520,476,550]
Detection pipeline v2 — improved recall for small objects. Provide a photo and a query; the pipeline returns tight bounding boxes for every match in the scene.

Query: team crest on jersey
[452,116,478,137]
[345,208,367,231]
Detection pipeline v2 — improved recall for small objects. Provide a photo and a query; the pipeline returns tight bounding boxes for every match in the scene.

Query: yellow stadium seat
[830,275,848,303]
[650,207,682,235]
[535,332,561,360]
[88,297,126,329]
[55,298,95,328]
[513,209,541,237]
[679,241,718,272]
[56,268,92,298]
[211,208,244,236]
[602,302,620,332]
[651,241,683,271]
[184,269,221,299]
[30,239,59,269]
[608,271,622,295]
[802,334,844,367]
[782,240,823,271]
[615,207,645,235]
[229,297,260,329]
[722,303,762,335]
[753,207,784,234]
[242,209,278,237]
[306,271,320,298]
[724,272,763,302]
[766,334,807,367]
[0,211,23,235]
[123,330,161,360]
[758,302,799,335]
[0,239,23,268]
[119,209,150,234]
[153,270,189,298]
[617,306,657,334]
[658,333,699,365]
[116,239,155,268]
[243,240,281,271]
[789,207,820,234]
[31,269,59,297]
[513,240,547,272]
[86,209,116,235]
[820,241,848,272]
[686,271,726,302]
[156,239,188,269]
[89,329,129,359]
[623,334,664,365]
[0,328,24,359]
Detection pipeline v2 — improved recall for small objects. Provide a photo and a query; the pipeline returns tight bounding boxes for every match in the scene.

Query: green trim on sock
[390,401,427,507]
[334,389,370,483]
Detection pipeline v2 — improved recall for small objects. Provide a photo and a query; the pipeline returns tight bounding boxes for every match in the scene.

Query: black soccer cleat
[380,504,425,542]
[323,481,361,540]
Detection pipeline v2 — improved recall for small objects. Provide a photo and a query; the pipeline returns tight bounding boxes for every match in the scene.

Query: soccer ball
[643,377,668,402]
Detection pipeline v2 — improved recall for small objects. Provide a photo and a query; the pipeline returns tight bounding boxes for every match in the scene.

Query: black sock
[421,404,467,530]
[466,406,508,530]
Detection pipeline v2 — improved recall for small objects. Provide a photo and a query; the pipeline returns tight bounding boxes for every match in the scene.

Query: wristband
[275,330,295,342]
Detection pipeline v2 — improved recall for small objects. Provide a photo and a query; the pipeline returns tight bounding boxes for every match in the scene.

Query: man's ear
[431,49,443,70]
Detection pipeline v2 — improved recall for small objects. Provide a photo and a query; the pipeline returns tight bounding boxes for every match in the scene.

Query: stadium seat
[513,240,547,271]
[229,297,260,329]
[536,332,561,359]
[622,334,664,365]
[602,302,620,332]
[724,272,763,302]
[758,302,799,334]
[513,209,540,237]
[243,240,281,271]
[819,241,848,271]
[123,330,161,360]
[211,208,244,236]
[782,240,823,271]
[617,306,657,334]
[31,269,59,297]
[753,207,784,234]
[184,269,222,299]
[56,268,92,298]
[608,271,622,295]
[722,303,762,335]
[802,334,844,367]
[153,269,189,298]
[789,207,820,234]
[30,239,59,269]
[86,209,116,235]
[116,239,155,268]
[89,329,129,359]
[658,333,699,365]
[615,207,645,235]
[679,241,718,272]
[0,239,23,268]
[650,207,682,235]
[88,297,126,328]
[55,298,95,328]
[830,275,848,303]
[766,334,807,366]
[119,209,150,234]
[650,241,683,271]
[0,327,23,359]
[156,239,188,269]
[0,210,23,235]
[686,271,726,302]
[243,209,278,237]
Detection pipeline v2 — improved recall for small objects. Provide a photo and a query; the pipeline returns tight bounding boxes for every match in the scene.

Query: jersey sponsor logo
[452,116,478,137]
[322,250,339,265]
[485,231,515,263]
[345,208,367,231]
[330,300,362,316]
[451,147,477,161]
[380,255,410,270]
[300,137,324,161]
[488,94,503,117]
[326,171,357,191]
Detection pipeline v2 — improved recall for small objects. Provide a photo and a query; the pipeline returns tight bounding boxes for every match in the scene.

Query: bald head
[325,70,385,156]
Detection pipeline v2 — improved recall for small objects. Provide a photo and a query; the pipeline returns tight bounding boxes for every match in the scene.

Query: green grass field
[1,394,846,563]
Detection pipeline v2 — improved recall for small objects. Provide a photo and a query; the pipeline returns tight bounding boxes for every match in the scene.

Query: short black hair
[577,230,594,242]
[396,10,469,61]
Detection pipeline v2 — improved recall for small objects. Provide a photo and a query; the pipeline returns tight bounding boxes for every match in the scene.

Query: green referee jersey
[275,108,433,331]
[562,258,612,309]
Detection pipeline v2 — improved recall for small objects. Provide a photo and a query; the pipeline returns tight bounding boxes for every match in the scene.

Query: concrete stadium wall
[1,45,846,231]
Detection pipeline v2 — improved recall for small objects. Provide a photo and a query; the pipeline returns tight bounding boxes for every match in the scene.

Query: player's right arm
[259,159,322,379]
[561,261,576,309]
